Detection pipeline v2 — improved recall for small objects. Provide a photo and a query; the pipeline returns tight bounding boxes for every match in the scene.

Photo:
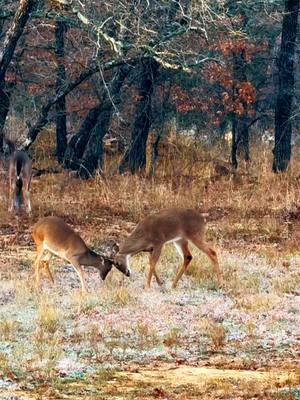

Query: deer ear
[111,241,120,254]
[100,260,113,280]
[105,239,119,255]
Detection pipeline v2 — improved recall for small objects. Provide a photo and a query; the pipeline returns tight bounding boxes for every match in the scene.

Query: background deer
[32,216,130,292]
[115,208,221,289]
[8,148,32,213]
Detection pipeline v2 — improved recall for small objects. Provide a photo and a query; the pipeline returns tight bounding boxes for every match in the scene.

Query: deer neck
[79,249,102,268]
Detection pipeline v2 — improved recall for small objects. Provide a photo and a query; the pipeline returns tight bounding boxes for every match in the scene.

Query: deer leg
[42,253,54,284]
[8,178,14,212]
[153,269,163,286]
[69,257,88,293]
[189,235,222,287]
[34,246,45,288]
[146,246,162,289]
[8,165,12,211]
[24,175,31,213]
[24,189,31,213]
[172,239,193,288]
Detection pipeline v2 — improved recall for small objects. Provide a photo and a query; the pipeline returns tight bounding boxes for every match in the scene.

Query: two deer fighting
[32,209,221,293]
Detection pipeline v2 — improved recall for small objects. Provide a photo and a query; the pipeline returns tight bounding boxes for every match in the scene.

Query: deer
[8,148,32,214]
[32,216,130,293]
[114,208,221,289]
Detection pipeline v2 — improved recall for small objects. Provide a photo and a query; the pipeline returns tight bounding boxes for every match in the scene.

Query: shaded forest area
[0,0,300,176]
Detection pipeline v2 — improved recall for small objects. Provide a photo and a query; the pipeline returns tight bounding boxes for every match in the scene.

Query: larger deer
[115,208,221,289]
[8,149,32,214]
[32,216,130,292]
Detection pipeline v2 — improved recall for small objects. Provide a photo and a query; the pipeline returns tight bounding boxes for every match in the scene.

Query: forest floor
[0,134,299,399]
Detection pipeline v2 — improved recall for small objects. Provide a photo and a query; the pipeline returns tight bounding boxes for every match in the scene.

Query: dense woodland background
[0,0,300,177]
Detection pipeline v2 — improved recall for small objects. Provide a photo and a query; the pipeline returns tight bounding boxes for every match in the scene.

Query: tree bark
[240,112,250,162]
[0,84,12,152]
[226,4,251,167]
[78,105,112,178]
[119,58,159,174]
[63,103,102,170]
[231,113,238,169]
[272,0,299,172]
[0,0,34,152]
[149,129,162,177]
[232,49,250,167]
[148,82,171,177]
[55,19,67,163]
[78,65,130,178]
[0,0,34,81]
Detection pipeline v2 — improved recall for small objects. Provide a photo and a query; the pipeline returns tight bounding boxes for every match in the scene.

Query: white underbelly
[165,236,182,244]
[125,254,132,274]
[43,242,67,261]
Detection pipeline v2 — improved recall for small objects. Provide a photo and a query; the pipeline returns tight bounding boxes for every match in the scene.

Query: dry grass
[236,293,281,312]
[270,272,300,294]
[36,302,61,334]
[135,322,160,349]
[197,317,227,350]
[163,327,182,349]
[0,318,19,341]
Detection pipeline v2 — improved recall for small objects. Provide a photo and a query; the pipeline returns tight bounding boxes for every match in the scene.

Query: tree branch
[0,0,34,82]
[23,55,138,149]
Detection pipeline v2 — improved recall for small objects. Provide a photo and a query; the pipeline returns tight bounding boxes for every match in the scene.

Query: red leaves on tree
[237,81,256,105]
[170,85,214,114]
[201,35,265,124]
[214,38,268,62]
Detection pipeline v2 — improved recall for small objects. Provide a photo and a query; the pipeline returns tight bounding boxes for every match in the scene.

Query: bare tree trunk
[118,0,179,175]
[0,0,34,152]
[226,3,250,168]
[55,19,67,163]
[119,58,159,174]
[231,113,238,169]
[63,65,129,176]
[231,49,250,167]
[148,83,171,177]
[63,104,102,170]
[0,84,12,151]
[0,0,34,81]
[240,113,250,162]
[0,15,5,38]
[78,105,112,178]
[219,118,227,142]
[273,0,299,172]
[149,129,162,177]
[78,65,130,178]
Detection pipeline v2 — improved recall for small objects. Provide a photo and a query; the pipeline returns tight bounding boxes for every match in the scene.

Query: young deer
[115,208,221,289]
[32,216,130,293]
[8,150,32,213]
